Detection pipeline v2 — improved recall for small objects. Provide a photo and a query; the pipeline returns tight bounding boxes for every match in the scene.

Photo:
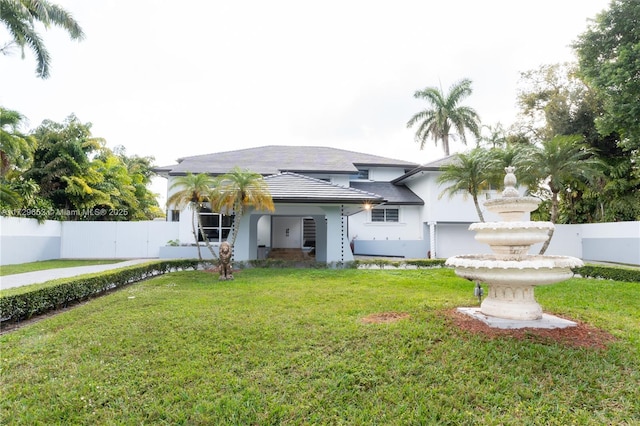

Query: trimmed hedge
[0,259,200,324]
[574,264,640,283]
[353,258,447,269]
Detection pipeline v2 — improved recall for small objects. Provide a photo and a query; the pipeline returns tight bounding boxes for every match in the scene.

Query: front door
[272,217,302,248]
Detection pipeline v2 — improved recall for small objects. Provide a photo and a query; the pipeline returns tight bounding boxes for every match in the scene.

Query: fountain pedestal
[445,167,583,326]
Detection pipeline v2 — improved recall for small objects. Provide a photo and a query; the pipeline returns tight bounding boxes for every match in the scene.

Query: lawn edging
[0,259,201,324]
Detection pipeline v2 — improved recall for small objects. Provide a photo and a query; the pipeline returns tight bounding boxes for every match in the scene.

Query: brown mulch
[361,312,411,324]
[360,310,615,350]
[446,308,617,350]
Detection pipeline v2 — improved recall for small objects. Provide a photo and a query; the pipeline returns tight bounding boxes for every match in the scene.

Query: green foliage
[0,259,200,322]
[407,78,481,156]
[0,0,85,78]
[437,148,497,222]
[212,166,275,247]
[167,172,219,260]
[0,114,163,221]
[514,62,640,222]
[574,0,640,151]
[0,268,638,424]
[574,265,640,283]
[516,63,599,143]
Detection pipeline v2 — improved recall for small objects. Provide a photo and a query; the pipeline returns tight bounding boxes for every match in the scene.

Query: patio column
[322,206,353,264]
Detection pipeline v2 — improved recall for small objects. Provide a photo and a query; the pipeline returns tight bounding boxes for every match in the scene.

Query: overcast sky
[1,0,610,204]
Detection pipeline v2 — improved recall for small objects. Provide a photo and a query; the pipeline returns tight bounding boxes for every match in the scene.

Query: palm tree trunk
[538,191,559,255]
[442,134,450,156]
[196,212,219,261]
[191,206,202,260]
[473,195,485,222]
[230,203,243,249]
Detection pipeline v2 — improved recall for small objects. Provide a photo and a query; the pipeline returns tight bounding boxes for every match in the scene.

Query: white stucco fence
[1,217,179,265]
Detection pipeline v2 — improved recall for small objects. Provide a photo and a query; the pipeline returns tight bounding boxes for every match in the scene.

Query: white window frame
[371,207,400,223]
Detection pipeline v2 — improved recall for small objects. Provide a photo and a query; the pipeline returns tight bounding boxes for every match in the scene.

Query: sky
[1,0,611,206]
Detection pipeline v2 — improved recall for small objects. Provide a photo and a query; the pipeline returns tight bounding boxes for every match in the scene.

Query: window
[350,169,369,180]
[371,208,399,223]
[170,210,180,222]
[198,207,235,242]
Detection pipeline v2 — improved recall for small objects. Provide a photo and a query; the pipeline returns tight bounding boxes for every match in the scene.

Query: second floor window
[371,208,399,223]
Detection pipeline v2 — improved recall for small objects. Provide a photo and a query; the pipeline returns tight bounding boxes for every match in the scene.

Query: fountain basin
[470,222,553,259]
[446,254,583,286]
[446,254,583,320]
[484,196,542,221]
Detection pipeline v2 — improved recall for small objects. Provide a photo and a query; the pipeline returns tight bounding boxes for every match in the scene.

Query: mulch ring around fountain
[446,308,617,350]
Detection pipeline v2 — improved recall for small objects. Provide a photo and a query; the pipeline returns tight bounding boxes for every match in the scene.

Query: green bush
[0,259,200,323]
[574,264,640,283]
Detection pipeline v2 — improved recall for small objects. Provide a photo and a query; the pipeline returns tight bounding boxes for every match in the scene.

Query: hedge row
[574,265,640,283]
[0,259,200,324]
[353,258,447,269]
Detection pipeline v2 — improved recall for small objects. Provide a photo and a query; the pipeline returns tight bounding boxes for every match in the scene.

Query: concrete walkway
[0,259,155,290]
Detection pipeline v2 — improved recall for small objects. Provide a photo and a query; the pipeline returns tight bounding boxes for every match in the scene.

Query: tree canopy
[0,112,162,221]
[573,0,640,151]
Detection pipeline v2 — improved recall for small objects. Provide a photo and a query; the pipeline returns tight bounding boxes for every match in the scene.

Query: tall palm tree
[407,78,481,156]
[519,135,603,254]
[437,148,496,222]
[0,0,84,78]
[167,172,218,261]
[212,167,275,249]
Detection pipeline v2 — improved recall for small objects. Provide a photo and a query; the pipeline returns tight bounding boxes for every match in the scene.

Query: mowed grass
[1,268,638,425]
[0,259,122,276]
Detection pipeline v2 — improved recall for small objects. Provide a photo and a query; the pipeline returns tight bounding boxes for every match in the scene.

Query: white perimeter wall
[61,221,179,259]
[1,216,179,265]
[0,217,62,265]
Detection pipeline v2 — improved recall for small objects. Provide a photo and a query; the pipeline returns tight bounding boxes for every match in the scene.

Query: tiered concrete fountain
[446,167,583,328]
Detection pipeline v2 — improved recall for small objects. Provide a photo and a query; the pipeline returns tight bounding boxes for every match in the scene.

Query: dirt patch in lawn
[361,312,411,324]
[446,308,617,350]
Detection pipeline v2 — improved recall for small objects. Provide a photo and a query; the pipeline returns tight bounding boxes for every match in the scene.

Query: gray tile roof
[155,145,419,176]
[350,182,424,205]
[265,173,385,204]
[392,155,457,184]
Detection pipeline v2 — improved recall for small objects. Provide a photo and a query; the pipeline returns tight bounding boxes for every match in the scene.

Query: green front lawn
[0,259,122,276]
[1,268,638,425]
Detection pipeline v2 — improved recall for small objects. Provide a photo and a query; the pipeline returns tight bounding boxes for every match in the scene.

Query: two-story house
[154,145,492,263]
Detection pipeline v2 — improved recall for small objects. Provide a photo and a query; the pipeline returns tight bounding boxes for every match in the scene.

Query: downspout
[428,221,437,258]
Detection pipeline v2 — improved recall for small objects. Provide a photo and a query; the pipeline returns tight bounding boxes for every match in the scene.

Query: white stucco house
[154,145,500,263]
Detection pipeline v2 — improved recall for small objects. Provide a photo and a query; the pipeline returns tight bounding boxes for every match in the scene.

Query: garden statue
[218,241,234,280]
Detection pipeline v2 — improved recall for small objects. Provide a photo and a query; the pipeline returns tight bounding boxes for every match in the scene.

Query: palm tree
[0,0,84,78]
[167,172,218,261]
[407,78,481,156]
[479,123,507,149]
[437,148,496,222]
[0,106,37,178]
[212,167,275,249]
[519,135,603,254]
